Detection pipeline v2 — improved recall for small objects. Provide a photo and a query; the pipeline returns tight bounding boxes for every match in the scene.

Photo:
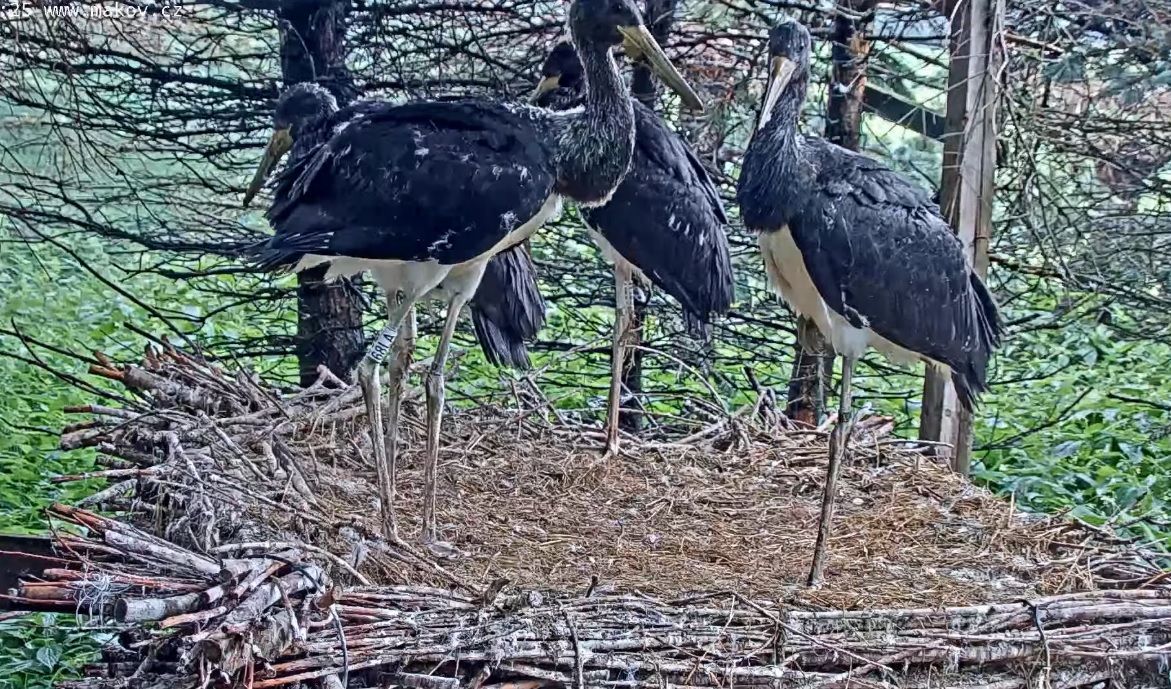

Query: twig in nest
[564,610,585,689]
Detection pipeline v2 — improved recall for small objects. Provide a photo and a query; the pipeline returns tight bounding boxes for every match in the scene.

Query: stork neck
[757,78,807,145]
[578,41,629,119]
[551,39,636,205]
[737,77,811,231]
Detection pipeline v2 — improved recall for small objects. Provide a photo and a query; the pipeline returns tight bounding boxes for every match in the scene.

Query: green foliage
[0,615,107,689]
[0,232,278,684]
[971,302,1171,547]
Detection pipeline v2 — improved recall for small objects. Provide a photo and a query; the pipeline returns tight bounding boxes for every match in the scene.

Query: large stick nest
[5,341,1170,687]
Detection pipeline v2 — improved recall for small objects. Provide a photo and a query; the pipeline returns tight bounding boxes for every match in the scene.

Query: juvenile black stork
[736,18,1003,585]
[530,41,734,456]
[242,83,547,371]
[241,0,703,550]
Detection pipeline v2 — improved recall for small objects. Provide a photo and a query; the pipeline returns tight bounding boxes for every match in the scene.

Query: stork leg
[806,355,856,587]
[358,299,419,541]
[384,304,417,483]
[604,263,633,458]
[420,292,471,553]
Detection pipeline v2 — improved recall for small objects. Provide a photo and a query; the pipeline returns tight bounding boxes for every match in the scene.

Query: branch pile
[4,339,1170,686]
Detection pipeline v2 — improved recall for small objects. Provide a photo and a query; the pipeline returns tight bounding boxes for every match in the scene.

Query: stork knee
[425,366,445,400]
[356,357,379,388]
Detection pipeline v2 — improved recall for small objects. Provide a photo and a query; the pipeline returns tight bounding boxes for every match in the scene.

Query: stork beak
[616,25,704,112]
[528,75,561,105]
[242,127,293,208]
[754,56,797,133]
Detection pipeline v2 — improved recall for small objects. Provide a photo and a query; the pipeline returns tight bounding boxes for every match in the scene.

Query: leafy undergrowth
[972,312,1171,548]
[0,616,111,689]
[0,233,270,687]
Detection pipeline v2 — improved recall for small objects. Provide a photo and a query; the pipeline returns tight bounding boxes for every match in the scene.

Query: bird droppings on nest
[52,345,1147,613]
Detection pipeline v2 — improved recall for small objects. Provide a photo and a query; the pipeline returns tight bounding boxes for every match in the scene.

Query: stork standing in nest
[530,41,734,457]
[736,18,1003,585]
[241,0,703,551]
[242,85,547,444]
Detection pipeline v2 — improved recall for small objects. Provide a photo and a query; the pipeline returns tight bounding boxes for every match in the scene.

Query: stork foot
[600,435,622,462]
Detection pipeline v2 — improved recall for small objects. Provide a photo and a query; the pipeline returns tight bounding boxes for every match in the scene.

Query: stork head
[529,41,585,105]
[243,83,338,208]
[565,0,703,111]
[755,17,813,132]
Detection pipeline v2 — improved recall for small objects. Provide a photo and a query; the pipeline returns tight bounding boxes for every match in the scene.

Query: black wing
[252,99,557,268]
[792,138,1003,410]
[469,241,546,369]
[583,102,734,326]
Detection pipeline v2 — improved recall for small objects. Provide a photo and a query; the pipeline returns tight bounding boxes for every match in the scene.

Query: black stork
[242,84,547,368]
[736,18,1003,585]
[241,0,703,550]
[530,41,734,456]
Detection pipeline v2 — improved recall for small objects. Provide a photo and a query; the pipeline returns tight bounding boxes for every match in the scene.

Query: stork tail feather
[471,307,533,370]
[951,274,1004,412]
[466,245,547,371]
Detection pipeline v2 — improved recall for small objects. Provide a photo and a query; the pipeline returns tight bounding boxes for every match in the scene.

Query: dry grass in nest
[293,398,1090,610]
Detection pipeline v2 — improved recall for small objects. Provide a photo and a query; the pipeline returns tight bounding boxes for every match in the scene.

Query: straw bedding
[57,345,1116,607]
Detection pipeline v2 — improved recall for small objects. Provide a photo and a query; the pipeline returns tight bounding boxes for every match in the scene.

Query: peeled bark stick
[76,479,137,508]
[39,568,202,592]
[115,592,202,623]
[48,505,220,578]
[102,531,222,578]
[225,564,327,628]
[159,603,230,629]
[220,549,301,580]
[52,468,154,484]
[216,543,370,587]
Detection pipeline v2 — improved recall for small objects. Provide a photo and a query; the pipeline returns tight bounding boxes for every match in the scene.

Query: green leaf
[35,645,60,670]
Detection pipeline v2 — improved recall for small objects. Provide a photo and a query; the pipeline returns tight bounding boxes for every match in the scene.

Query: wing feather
[583,103,734,324]
[791,138,1002,408]
[258,100,557,267]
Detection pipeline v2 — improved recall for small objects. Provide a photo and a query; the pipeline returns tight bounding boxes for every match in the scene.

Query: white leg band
[366,326,398,365]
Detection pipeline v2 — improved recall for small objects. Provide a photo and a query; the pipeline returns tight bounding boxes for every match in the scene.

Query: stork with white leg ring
[241,0,704,552]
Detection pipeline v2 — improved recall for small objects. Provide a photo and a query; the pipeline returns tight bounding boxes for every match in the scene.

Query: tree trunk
[786,2,875,425]
[617,0,677,434]
[277,0,367,386]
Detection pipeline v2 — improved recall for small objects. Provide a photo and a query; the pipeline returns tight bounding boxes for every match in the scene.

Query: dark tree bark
[615,0,678,434]
[786,1,875,425]
[278,0,367,385]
